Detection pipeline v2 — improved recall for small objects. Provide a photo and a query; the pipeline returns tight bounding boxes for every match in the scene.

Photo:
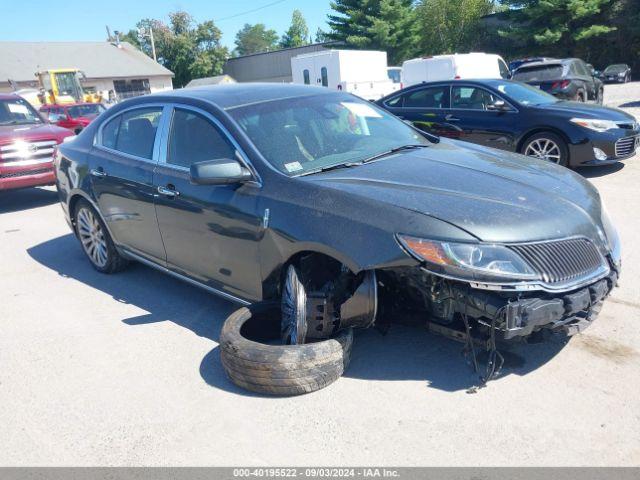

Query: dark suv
[513,58,604,103]
[55,84,620,351]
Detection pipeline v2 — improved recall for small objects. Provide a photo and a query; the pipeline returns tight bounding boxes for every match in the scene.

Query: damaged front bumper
[432,268,619,340]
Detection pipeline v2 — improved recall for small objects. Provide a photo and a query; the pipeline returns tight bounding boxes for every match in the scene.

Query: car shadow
[28,234,568,396]
[618,100,640,108]
[27,233,248,395]
[344,324,567,392]
[576,162,625,178]
[0,187,59,214]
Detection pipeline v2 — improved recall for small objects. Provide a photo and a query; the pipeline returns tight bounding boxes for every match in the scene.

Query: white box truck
[291,49,398,101]
[401,53,511,87]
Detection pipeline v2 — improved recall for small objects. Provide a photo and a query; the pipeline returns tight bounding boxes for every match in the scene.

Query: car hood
[0,123,71,145]
[305,141,605,244]
[534,101,635,122]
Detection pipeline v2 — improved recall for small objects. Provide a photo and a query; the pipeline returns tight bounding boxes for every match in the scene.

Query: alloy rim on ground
[281,265,308,345]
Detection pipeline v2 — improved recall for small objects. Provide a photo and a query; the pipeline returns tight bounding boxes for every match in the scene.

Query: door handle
[445,114,460,122]
[90,168,106,178]
[157,185,180,197]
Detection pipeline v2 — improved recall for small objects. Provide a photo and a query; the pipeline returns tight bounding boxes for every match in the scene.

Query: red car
[0,94,74,192]
[40,102,106,135]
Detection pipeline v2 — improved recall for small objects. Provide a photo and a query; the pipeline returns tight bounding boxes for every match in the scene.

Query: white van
[401,53,511,87]
[291,49,398,101]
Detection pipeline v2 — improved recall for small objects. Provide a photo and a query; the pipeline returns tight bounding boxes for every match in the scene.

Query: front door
[153,106,263,302]
[446,85,516,150]
[89,105,166,264]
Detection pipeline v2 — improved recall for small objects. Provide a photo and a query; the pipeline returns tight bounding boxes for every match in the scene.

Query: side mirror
[487,99,509,111]
[190,158,253,186]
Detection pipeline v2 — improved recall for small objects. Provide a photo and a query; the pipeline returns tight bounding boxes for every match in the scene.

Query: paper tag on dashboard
[284,161,303,173]
[8,104,29,114]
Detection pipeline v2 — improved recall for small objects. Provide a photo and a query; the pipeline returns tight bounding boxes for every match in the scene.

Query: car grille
[509,238,608,285]
[0,140,58,166]
[615,136,638,158]
[0,168,52,179]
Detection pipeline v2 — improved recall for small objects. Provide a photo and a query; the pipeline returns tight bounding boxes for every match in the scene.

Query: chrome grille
[510,238,607,284]
[615,136,637,158]
[0,140,57,166]
[0,168,52,179]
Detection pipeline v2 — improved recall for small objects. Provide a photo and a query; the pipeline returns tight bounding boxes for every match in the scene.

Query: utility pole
[138,27,157,62]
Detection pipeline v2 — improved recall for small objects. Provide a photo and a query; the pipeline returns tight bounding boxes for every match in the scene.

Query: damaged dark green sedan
[55,84,621,395]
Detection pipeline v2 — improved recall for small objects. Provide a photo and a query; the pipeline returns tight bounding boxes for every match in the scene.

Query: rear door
[382,85,451,136]
[89,105,166,263]
[153,105,263,302]
[445,84,517,150]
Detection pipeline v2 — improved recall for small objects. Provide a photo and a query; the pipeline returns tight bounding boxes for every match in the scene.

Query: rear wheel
[522,132,569,167]
[74,199,128,273]
[575,90,586,102]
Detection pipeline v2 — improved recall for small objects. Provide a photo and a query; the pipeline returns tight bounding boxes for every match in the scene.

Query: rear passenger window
[167,108,235,168]
[100,107,162,159]
[402,86,449,108]
[101,116,121,150]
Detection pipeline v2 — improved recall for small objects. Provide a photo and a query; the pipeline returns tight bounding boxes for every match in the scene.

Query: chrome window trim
[157,103,262,187]
[449,84,519,113]
[93,103,169,165]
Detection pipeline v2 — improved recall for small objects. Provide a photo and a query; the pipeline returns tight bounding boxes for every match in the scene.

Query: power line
[214,0,289,22]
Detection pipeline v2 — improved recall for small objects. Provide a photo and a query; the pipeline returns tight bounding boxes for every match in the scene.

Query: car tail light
[551,80,570,90]
[454,75,460,80]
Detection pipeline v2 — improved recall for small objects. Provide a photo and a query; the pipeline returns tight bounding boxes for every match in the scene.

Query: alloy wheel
[524,138,562,163]
[77,207,108,268]
[281,265,308,345]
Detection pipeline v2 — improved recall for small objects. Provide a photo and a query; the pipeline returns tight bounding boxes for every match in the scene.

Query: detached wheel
[281,265,308,344]
[522,132,569,167]
[74,199,128,273]
[219,302,353,396]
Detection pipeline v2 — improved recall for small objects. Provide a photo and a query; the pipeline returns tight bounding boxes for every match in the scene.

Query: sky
[2,0,333,50]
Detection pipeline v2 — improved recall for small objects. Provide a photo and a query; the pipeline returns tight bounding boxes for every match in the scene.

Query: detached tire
[220,302,353,396]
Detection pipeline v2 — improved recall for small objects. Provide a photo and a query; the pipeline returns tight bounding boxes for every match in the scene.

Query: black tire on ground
[74,199,129,274]
[521,131,569,167]
[219,302,353,396]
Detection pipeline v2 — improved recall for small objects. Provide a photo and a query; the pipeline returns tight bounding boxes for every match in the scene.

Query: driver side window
[167,108,236,168]
[451,86,498,110]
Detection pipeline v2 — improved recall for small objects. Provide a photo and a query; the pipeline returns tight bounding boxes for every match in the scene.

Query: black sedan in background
[512,58,603,103]
[377,79,639,167]
[601,64,632,83]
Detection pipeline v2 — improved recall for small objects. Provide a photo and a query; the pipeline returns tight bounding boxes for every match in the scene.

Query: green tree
[234,23,279,56]
[280,10,310,48]
[416,0,496,55]
[122,12,228,87]
[315,27,329,43]
[327,0,419,64]
[496,0,616,55]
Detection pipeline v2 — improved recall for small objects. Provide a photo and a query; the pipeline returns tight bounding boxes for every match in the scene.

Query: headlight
[397,235,540,282]
[570,118,619,132]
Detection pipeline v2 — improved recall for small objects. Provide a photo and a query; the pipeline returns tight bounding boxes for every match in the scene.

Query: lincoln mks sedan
[55,84,621,351]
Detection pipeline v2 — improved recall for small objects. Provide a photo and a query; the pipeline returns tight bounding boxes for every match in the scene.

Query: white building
[0,41,174,100]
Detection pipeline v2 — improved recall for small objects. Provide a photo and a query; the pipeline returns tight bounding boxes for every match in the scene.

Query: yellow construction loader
[35,69,103,105]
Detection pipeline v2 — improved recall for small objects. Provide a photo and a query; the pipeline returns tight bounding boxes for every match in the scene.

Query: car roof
[140,83,336,110]
[0,93,22,100]
[515,59,568,70]
[390,78,517,91]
